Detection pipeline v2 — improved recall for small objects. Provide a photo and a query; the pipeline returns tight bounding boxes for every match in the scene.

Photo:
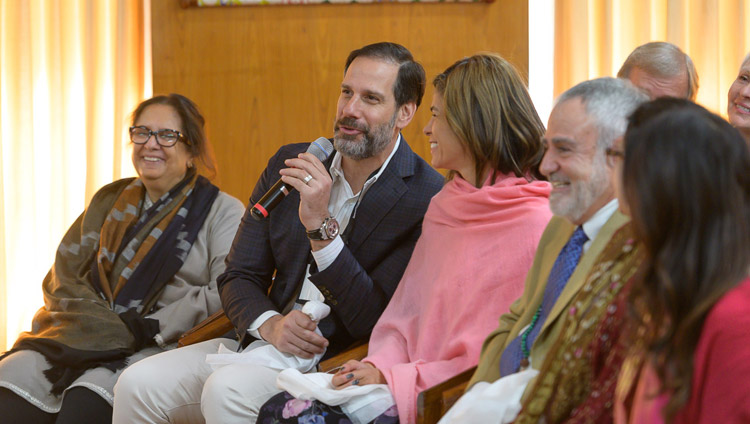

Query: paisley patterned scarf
[513,223,643,423]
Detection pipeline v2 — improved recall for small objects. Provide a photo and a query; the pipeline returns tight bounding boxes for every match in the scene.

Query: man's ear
[395,102,417,129]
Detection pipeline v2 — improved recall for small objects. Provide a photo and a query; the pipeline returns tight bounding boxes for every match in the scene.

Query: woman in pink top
[257,53,552,424]
[613,100,750,423]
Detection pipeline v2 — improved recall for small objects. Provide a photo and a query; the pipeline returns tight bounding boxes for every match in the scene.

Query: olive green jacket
[468,210,630,388]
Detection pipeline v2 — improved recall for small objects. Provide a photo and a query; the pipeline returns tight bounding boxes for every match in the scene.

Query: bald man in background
[618,41,699,100]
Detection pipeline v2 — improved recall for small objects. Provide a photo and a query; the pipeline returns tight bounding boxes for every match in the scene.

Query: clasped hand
[259,310,329,359]
[331,360,386,389]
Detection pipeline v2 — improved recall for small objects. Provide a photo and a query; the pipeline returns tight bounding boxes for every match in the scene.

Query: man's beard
[333,112,397,160]
[548,150,611,223]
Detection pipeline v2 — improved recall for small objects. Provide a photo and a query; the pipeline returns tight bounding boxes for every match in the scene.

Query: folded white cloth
[205,301,331,373]
[276,368,395,424]
[437,368,539,424]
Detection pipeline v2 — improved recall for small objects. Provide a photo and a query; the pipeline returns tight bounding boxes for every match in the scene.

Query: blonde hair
[433,53,546,186]
[617,41,699,101]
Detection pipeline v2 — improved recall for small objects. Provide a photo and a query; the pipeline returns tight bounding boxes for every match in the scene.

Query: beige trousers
[112,338,283,424]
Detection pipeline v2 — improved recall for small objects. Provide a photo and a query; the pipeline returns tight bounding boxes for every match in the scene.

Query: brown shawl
[2,171,218,394]
[513,223,643,423]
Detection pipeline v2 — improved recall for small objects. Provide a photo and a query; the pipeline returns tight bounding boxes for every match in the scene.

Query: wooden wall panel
[151,0,529,202]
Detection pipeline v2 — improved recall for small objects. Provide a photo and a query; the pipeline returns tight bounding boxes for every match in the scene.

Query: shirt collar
[329,133,401,194]
[581,198,619,243]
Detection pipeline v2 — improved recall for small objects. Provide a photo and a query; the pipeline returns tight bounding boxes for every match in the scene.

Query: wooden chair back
[178,309,233,347]
[317,343,369,372]
[416,366,476,424]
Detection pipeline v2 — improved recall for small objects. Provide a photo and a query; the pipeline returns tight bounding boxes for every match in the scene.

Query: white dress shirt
[581,198,619,253]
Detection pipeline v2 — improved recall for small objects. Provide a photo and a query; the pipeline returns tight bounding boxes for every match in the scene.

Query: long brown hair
[433,54,546,186]
[623,101,750,421]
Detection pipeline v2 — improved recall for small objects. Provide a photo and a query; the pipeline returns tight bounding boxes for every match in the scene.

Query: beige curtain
[0,0,151,351]
[554,0,750,115]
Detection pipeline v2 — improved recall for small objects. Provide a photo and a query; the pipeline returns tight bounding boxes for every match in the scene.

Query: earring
[187,161,194,169]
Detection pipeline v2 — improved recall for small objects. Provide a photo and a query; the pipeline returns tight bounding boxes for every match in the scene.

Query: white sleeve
[310,235,345,271]
[247,310,282,340]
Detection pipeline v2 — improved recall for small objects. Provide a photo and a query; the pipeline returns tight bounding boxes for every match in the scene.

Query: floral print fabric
[258,391,399,424]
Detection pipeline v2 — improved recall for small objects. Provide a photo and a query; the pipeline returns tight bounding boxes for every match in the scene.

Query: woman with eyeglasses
[614,100,750,423]
[0,94,244,423]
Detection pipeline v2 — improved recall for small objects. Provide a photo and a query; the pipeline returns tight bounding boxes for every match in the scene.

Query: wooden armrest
[417,366,477,424]
[178,309,234,347]
[317,343,369,372]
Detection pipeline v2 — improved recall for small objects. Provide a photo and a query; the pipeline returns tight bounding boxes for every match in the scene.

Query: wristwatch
[306,217,340,241]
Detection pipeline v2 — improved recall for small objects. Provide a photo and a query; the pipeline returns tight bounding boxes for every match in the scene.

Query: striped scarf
[2,170,218,394]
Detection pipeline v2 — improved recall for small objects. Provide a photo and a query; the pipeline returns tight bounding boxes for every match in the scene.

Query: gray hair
[617,41,699,100]
[556,77,649,150]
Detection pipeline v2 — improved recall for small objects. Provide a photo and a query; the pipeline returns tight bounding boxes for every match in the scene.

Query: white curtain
[552,0,750,115]
[0,0,151,351]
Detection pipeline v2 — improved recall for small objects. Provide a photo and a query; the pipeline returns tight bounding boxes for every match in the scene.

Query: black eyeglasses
[129,126,188,147]
[605,147,624,166]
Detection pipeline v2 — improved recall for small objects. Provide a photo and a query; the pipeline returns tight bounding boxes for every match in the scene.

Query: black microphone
[250,137,334,221]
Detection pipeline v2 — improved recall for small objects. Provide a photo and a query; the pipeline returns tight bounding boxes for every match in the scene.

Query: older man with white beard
[439,77,647,423]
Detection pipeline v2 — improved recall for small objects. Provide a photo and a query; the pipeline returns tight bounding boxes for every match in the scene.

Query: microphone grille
[307,137,335,162]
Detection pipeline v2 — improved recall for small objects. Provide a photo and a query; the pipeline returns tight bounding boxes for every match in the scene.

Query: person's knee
[115,362,143,396]
[201,365,244,404]
[115,339,226,401]
[201,368,238,422]
[114,359,162,402]
[201,364,280,421]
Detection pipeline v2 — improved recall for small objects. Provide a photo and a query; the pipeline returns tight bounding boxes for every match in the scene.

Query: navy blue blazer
[217,137,443,356]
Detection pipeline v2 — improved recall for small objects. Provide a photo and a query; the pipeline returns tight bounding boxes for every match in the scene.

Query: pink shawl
[364,172,552,424]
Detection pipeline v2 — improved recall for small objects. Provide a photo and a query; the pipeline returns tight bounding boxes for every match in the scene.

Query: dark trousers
[0,386,112,424]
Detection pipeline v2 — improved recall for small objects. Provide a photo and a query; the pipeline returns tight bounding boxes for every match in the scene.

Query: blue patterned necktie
[499,226,588,376]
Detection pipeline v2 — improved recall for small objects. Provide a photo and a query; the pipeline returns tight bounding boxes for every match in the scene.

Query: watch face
[325,218,340,238]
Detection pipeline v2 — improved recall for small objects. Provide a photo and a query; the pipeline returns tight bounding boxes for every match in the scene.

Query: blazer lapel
[345,136,414,252]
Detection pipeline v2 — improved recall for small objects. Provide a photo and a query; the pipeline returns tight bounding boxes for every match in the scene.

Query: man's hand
[279,152,333,234]
[258,310,329,359]
[331,360,387,389]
